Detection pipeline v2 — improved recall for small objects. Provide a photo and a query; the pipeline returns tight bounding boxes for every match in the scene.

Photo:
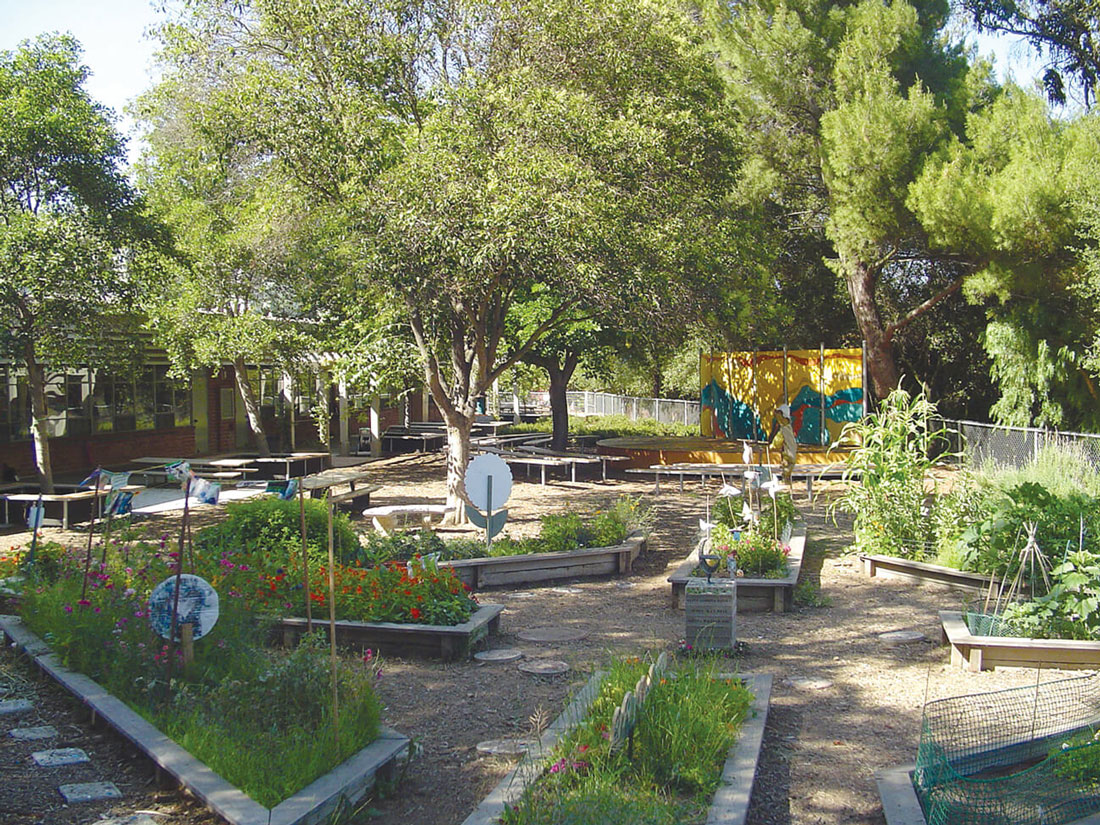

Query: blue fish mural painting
[700,349,865,444]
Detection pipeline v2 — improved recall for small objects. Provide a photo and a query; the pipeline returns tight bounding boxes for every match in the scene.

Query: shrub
[706,525,789,579]
[195,496,362,568]
[504,414,698,439]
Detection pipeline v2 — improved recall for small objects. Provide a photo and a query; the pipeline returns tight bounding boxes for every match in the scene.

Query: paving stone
[474,648,524,663]
[92,815,160,825]
[549,587,581,594]
[517,627,589,643]
[518,660,570,675]
[10,725,58,741]
[503,592,534,599]
[878,630,926,646]
[58,782,121,803]
[476,737,539,756]
[32,747,90,767]
[784,676,833,691]
[0,698,33,715]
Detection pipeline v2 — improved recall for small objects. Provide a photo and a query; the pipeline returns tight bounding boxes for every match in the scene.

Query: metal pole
[820,343,827,447]
[752,349,761,442]
[861,340,869,417]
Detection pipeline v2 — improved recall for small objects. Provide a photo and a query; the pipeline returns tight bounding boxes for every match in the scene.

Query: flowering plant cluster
[12,527,386,808]
[700,523,790,580]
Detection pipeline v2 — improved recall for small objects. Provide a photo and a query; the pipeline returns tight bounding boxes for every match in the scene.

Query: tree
[156,0,752,514]
[0,35,151,490]
[710,0,981,401]
[910,86,1100,428]
[960,0,1100,105]
[136,72,324,457]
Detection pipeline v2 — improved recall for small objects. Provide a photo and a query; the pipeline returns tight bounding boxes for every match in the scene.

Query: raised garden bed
[861,554,1006,594]
[668,523,806,612]
[276,603,504,661]
[461,670,772,825]
[0,614,411,825]
[939,610,1100,672]
[442,534,646,590]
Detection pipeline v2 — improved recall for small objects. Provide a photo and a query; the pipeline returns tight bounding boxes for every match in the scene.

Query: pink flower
[63,604,73,614]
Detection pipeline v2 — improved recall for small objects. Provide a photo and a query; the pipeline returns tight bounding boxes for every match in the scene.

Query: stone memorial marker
[685,578,737,651]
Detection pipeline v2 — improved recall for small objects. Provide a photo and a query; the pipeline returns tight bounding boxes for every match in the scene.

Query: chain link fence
[565,391,700,428]
[933,417,1100,470]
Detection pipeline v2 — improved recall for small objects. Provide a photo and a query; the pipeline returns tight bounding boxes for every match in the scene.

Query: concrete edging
[461,669,772,825]
[0,614,410,825]
[669,522,806,612]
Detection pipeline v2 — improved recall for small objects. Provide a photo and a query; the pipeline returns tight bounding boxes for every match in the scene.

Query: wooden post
[80,472,102,601]
[327,495,339,748]
[181,622,195,669]
[167,475,192,688]
[299,480,312,632]
[369,396,382,457]
[861,339,869,417]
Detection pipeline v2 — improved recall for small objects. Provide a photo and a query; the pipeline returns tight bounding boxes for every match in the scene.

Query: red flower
[410,607,421,620]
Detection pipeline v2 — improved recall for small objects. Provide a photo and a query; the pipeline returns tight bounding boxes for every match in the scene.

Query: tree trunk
[546,354,579,452]
[232,357,271,457]
[845,258,900,401]
[443,411,473,524]
[651,367,663,400]
[25,347,54,493]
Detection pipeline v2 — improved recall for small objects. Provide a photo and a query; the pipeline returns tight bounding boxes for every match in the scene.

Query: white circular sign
[465,454,512,512]
[148,574,220,641]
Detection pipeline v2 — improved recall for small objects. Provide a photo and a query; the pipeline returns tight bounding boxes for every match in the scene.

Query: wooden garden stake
[80,472,103,600]
[181,622,195,669]
[166,475,193,687]
[327,494,339,747]
[299,479,312,632]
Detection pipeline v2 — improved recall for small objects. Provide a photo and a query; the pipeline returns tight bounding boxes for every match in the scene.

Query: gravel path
[0,454,1072,824]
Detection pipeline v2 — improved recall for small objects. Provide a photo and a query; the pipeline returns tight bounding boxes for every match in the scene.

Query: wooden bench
[362,503,455,534]
[329,484,382,513]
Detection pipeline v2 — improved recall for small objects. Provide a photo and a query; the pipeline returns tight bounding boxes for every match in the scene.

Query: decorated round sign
[465,453,512,512]
[148,574,219,641]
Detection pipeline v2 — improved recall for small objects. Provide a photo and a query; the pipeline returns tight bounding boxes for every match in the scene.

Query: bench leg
[372,515,397,536]
[540,466,546,485]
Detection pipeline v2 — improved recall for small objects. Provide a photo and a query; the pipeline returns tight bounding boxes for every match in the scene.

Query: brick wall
[0,427,197,478]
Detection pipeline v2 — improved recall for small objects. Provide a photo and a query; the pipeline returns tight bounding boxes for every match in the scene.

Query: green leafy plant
[833,387,950,559]
[700,525,790,579]
[502,654,751,824]
[1001,551,1100,640]
[195,496,363,568]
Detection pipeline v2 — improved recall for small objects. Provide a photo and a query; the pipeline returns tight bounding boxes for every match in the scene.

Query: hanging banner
[701,349,864,444]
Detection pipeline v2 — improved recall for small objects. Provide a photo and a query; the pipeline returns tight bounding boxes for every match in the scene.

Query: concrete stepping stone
[474,648,524,664]
[10,725,58,741]
[550,587,581,594]
[784,676,833,691]
[0,698,33,715]
[93,816,160,825]
[58,782,121,803]
[504,592,534,599]
[32,747,90,767]
[879,630,926,646]
[518,660,570,675]
[476,737,539,756]
[517,627,589,643]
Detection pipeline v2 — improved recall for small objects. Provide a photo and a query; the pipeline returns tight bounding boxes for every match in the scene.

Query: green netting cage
[915,672,1100,825]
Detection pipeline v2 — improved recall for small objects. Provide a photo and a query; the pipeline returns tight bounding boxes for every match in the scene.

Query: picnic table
[1,484,144,530]
[514,444,630,481]
[301,466,380,510]
[131,457,259,485]
[625,462,852,502]
[249,452,330,480]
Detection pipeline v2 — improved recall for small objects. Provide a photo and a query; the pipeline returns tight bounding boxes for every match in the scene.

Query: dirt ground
[0,454,1070,825]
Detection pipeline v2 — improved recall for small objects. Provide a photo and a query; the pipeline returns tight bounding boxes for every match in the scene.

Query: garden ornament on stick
[771,403,798,484]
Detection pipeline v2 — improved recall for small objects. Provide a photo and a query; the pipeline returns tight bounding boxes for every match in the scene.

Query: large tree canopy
[154,0,760,511]
[0,34,153,490]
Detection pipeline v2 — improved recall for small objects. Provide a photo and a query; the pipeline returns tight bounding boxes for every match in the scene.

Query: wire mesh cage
[915,672,1100,825]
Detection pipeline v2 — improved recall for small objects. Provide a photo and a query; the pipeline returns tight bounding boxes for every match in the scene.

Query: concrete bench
[362,503,454,535]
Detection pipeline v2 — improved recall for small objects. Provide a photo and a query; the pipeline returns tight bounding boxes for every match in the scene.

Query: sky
[0,1,1047,170]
